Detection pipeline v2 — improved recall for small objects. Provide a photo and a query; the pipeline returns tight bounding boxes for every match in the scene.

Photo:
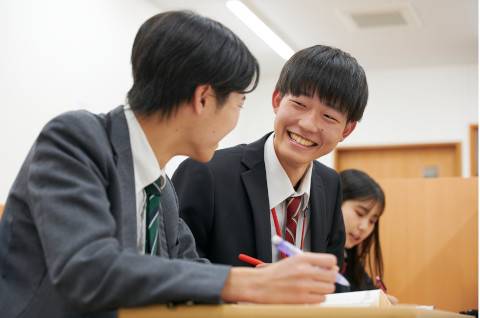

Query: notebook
[319,289,392,307]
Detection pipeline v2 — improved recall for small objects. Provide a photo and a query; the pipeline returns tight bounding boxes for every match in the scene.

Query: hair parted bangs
[275,45,368,122]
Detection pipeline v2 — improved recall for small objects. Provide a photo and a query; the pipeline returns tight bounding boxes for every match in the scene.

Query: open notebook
[319,289,392,307]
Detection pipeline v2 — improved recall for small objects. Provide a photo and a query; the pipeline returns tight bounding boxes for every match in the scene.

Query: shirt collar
[264,133,312,210]
[124,105,165,193]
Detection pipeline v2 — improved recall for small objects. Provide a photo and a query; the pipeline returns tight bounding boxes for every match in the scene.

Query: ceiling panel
[150,0,478,76]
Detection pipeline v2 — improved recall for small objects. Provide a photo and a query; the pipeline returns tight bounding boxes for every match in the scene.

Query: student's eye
[324,114,339,123]
[355,210,364,217]
[291,100,306,108]
[370,219,378,225]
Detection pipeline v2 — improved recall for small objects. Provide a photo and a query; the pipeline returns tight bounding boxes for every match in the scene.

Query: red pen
[375,276,387,292]
[238,253,265,266]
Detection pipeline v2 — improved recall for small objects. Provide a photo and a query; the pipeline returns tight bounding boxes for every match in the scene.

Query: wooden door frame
[334,142,462,176]
[470,124,478,176]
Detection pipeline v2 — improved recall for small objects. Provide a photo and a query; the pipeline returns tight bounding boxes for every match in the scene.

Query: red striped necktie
[285,196,302,245]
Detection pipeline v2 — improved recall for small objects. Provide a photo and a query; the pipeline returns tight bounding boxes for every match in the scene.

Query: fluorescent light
[226,0,294,60]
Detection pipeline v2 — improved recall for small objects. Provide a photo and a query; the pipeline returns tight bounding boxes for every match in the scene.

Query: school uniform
[172,132,345,266]
[0,106,230,318]
[341,248,376,292]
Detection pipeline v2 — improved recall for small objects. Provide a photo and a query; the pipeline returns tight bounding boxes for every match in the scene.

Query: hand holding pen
[230,248,339,303]
[272,235,350,287]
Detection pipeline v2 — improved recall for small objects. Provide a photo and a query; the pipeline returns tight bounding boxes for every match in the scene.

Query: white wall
[0,0,161,201]
[1,1,477,202]
[345,64,478,178]
[167,64,478,177]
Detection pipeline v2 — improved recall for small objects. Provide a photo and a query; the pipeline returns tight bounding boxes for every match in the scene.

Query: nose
[298,110,320,133]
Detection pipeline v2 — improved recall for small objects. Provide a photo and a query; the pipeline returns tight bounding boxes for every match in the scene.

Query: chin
[190,150,215,163]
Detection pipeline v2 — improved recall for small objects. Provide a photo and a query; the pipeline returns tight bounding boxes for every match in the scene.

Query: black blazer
[173,133,346,267]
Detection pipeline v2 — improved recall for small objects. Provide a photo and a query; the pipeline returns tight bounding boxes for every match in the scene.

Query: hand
[255,262,269,268]
[221,252,337,304]
[387,294,399,305]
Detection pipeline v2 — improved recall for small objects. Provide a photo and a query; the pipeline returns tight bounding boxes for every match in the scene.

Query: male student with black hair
[173,45,368,274]
[0,11,339,318]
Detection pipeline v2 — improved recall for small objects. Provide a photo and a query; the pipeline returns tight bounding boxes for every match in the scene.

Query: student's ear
[340,121,357,142]
[271,89,282,114]
[192,84,211,115]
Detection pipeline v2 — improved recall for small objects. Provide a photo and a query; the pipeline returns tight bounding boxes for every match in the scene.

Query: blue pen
[272,235,350,287]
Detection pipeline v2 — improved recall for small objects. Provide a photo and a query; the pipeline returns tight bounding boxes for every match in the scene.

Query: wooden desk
[119,304,469,318]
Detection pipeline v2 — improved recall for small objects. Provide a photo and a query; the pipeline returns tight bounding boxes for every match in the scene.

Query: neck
[273,145,310,189]
[136,113,182,168]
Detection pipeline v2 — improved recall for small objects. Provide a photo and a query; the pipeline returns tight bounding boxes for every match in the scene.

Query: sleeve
[172,159,216,259]
[176,218,210,263]
[27,115,230,310]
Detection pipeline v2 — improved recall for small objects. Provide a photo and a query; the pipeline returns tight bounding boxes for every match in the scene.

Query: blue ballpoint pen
[272,235,350,287]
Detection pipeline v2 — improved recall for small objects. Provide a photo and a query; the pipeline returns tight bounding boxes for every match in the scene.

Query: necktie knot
[145,176,165,197]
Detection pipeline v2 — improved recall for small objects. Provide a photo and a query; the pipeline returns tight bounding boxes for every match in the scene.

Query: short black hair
[275,45,368,122]
[127,10,259,118]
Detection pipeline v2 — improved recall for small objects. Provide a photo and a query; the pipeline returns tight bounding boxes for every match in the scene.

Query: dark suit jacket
[0,106,230,318]
[172,133,345,267]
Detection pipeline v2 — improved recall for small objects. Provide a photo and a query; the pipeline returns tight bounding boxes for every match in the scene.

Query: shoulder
[312,160,341,185]
[37,109,112,160]
[209,143,248,165]
[43,110,106,136]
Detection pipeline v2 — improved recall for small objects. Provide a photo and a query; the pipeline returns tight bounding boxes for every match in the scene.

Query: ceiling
[151,0,478,77]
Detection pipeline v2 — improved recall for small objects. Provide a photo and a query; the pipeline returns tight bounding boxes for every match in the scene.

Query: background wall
[215,64,478,176]
[0,0,477,202]
[0,0,158,201]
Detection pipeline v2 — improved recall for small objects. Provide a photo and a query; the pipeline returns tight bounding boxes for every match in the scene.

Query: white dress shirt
[264,133,313,262]
[124,105,166,253]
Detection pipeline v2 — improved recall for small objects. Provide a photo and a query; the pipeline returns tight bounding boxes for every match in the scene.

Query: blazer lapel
[309,166,328,252]
[106,106,138,251]
[241,133,273,262]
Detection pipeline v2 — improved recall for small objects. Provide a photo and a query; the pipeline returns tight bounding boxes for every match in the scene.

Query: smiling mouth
[288,131,317,147]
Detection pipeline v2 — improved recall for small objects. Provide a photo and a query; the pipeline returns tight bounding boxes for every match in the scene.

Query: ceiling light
[226,0,294,60]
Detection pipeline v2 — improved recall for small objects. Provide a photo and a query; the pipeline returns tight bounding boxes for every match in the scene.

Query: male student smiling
[173,45,369,273]
[0,13,341,318]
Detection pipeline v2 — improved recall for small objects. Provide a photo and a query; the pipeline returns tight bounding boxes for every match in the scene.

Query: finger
[298,264,337,284]
[270,287,328,304]
[387,294,399,304]
[292,280,335,298]
[297,252,337,268]
[290,293,327,304]
[308,280,336,295]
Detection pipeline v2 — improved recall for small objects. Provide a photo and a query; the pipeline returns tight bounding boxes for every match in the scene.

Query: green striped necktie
[144,179,162,255]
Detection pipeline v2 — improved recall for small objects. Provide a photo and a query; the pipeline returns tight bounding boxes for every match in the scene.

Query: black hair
[127,10,259,118]
[275,45,368,122]
[340,169,385,290]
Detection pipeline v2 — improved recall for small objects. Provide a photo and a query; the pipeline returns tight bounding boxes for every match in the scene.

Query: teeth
[289,132,315,146]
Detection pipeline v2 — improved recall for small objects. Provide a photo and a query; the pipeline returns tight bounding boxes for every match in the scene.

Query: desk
[119,304,469,318]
